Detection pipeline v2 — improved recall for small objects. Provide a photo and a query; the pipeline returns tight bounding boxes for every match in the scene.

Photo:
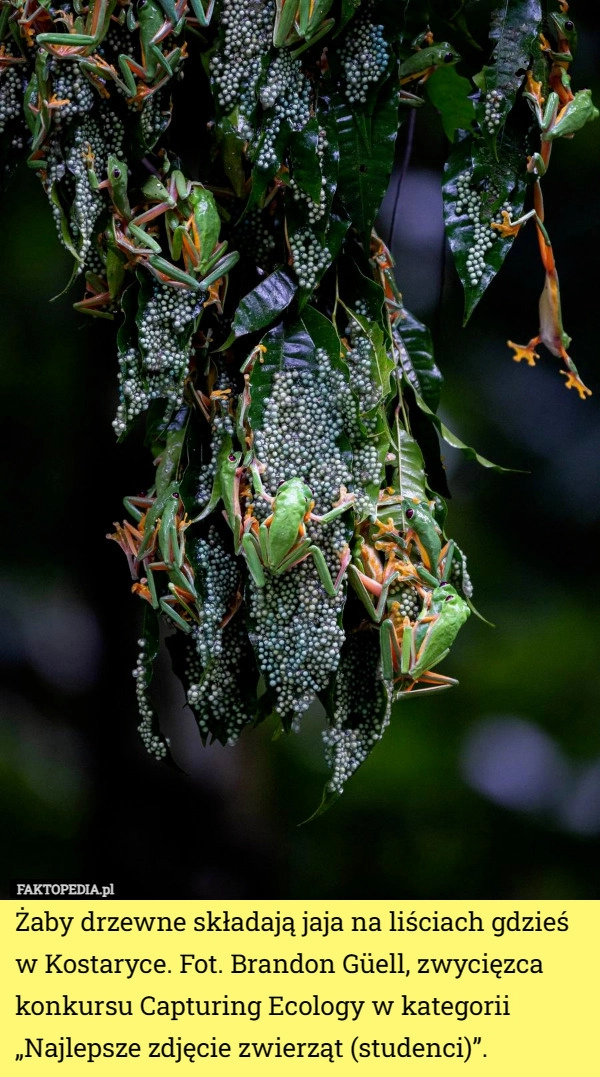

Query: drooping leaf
[443,132,528,322]
[289,119,322,201]
[247,320,316,432]
[473,1,542,143]
[229,267,297,340]
[311,631,392,819]
[334,82,400,247]
[394,306,443,413]
[425,65,475,141]
[301,304,343,367]
[397,427,429,504]
[192,187,222,274]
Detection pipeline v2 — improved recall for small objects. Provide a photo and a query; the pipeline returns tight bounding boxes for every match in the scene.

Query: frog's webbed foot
[561,370,592,399]
[507,338,540,366]
[491,211,529,238]
[556,342,592,399]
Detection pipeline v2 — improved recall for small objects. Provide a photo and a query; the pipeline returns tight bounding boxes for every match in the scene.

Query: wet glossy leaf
[443,133,528,322]
[289,119,322,201]
[394,307,443,413]
[473,1,542,140]
[247,320,315,432]
[397,427,429,503]
[230,268,297,340]
[334,82,400,247]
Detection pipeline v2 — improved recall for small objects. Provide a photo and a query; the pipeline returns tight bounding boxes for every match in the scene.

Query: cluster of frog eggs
[184,531,257,743]
[234,207,278,271]
[254,361,353,513]
[249,559,346,723]
[48,61,96,126]
[450,546,473,599]
[246,357,356,720]
[337,319,384,513]
[387,579,422,620]
[195,391,236,508]
[113,285,203,435]
[288,227,331,289]
[185,620,255,744]
[323,635,392,797]
[0,64,24,137]
[138,87,171,149]
[133,638,170,761]
[482,88,504,135]
[114,347,150,436]
[187,530,239,669]
[453,171,510,286]
[344,316,382,415]
[339,9,390,104]
[139,282,202,373]
[210,0,274,130]
[255,50,311,171]
[42,108,124,271]
[288,127,329,224]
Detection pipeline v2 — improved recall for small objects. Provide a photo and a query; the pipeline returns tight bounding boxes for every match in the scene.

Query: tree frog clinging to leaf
[241,471,354,595]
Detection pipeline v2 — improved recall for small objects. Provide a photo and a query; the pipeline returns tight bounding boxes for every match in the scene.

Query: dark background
[2,13,599,898]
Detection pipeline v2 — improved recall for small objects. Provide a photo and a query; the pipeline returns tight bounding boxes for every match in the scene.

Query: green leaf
[247,320,316,432]
[301,305,343,366]
[334,82,400,247]
[230,267,298,340]
[474,1,542,141]
[289,119,322,201]
[397,427,429,503]
[153,410,190,496]
[338,0,363,34]
[394,306,443,413]
[443,133,527,322]
[425,65,475,141]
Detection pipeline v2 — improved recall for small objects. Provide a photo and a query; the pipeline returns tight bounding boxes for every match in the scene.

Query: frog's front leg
[36,0,117,53]
[348,563,400,622]
[189,0,215,28]
[118,43,183,97]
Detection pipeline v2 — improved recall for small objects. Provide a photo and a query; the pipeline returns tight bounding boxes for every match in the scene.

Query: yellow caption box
[1,900,596,1074]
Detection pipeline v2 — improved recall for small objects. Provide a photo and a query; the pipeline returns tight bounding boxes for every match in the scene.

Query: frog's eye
[443,51,456,64]
[445,595,454,602]
[406,508,414,519]
[565,19,574,31]
[112,166,122,179]
[228,453,237,462]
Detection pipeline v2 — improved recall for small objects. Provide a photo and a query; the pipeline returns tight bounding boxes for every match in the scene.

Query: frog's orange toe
[491,212,522,238]
[507,340,540,366]
[560,371,592,399]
